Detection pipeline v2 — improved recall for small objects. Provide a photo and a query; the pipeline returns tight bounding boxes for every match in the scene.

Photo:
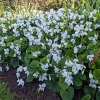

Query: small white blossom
[54,66,59,73]
[74,46,78,53]
[33,72,39,77]
[25,70,29,76]
[17,79,24,87]
[39,73,47,81]
[98,86,100,91]
[4,48,9,55]
[38,83,46,91]
[41,63,49,71]
[0,55,1,60]
[23,67,27,71]
[5,64,9,71]
[0,66,2,72]
[65,60,73,67]
[89,72,93,79]
[87,54,94,61]
[16,72,20,78]
[17,65,23,72]
[89,78,98,89]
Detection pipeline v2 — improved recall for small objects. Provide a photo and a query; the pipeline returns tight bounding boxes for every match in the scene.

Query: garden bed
[0,0,100,100]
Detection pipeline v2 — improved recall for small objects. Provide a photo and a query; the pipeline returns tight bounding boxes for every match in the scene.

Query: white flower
[5,64,9,71]
[65,77,73,86]
[4,48,9,55]
[70,38,75,44]
[10,43,14,49]
[17,65,23,72]
[0,55,1,60]
[32,51,41,57]
[41,63,49,71]
[52,54,61,64]
[16,72,20,78]
[89,78,98,89]
[54,66,59,73]
[38,83,46,91]
[39,73,47,81]
[98,86,100,91]
[61,69,73,85]
[25,70,29,76]
[23,67,27,71]
[17,79,24,87]
[65,60,73,67]
[0,66,2,72]
[74,46,78,53]
[89,72,93,79]
[87,54,94,61]
[33,72,39,77]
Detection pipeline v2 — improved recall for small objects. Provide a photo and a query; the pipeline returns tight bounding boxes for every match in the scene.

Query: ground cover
[0,0,100,100]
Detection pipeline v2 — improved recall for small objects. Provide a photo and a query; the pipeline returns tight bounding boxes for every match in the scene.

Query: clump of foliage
[0,7,100,100]
[0,0,100,100]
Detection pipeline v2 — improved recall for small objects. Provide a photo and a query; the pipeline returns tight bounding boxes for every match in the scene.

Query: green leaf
[27,45,41,52]
[94,13,100,19]
[81,94,91,100]
[9,49,14,57]
[0,45,4,51]
[28,54,38,58]
[67,86,74,100]
[21,43,28,50]
[66,49,73,57]
[74,72,86,80]
[13,40,22,45]
[80,74,86,80]
[7,42,12,47]
[60,89,68,100]
[28,60,39,73]
[60,86,74,100]
[58,77,68,90]
[26,74,33,82]
[45,80,60,92]
[51,60,58,66]
[24,55,31,65]
[0,56,4,63]
[29,60,39,68]
[5,36,14,42]
[95,58,100,67]
[84,86,96,97]
[93,69,100,84]
[10,57,19,68]
[40,57,47,64]
[73,79,82,86]
[89,49,98,54]
[96,90,100,100]
[73,72,86,86]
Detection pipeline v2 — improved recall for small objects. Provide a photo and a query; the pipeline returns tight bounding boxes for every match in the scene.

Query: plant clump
[0,7,100,100]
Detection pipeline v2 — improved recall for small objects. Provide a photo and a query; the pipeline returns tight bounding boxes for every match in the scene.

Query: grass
[0,81,25,100]
[0,81,14,100]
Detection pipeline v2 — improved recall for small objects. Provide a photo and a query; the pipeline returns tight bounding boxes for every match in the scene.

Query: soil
[0,63,84,100]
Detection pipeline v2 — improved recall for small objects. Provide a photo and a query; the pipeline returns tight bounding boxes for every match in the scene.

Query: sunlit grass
[0,0,100,15]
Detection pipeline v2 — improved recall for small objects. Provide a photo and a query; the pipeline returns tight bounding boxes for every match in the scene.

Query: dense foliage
[0,7,100,100]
